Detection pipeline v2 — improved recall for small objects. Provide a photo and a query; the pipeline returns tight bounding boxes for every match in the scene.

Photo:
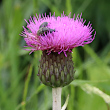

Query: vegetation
[0,0,110,110]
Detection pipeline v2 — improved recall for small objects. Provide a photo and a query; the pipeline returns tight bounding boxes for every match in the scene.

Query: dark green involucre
[38,51,75,88]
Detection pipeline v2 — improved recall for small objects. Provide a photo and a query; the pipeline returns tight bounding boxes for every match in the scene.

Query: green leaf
[61,95,69,110]
[81,84,110,104]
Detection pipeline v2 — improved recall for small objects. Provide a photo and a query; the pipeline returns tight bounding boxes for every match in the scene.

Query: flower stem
[52,87,62,110]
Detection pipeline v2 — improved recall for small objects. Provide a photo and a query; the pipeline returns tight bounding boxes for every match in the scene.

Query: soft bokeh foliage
[0,0,110,110]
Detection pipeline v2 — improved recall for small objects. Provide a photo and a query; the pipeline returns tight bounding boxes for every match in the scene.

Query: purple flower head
[21,12,96,56]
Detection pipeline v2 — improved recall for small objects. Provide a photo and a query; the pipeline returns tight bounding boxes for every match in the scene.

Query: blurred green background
[0,0,110,110]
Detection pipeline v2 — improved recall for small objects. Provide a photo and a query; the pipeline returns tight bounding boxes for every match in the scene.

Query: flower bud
[38,51,75,88]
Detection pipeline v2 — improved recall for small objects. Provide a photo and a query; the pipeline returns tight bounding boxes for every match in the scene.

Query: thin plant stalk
[52,87,62,110]
[22,66,32,110]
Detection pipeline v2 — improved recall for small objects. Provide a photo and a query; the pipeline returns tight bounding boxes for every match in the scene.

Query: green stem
[22,65,32,110]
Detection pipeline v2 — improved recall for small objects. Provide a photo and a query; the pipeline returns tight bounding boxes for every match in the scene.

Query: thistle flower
[21,12,96,87]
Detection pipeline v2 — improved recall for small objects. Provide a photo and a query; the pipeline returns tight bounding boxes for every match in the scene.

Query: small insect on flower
[37,27,55,36]
[37,22,55,36]
[39,22,48,28]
